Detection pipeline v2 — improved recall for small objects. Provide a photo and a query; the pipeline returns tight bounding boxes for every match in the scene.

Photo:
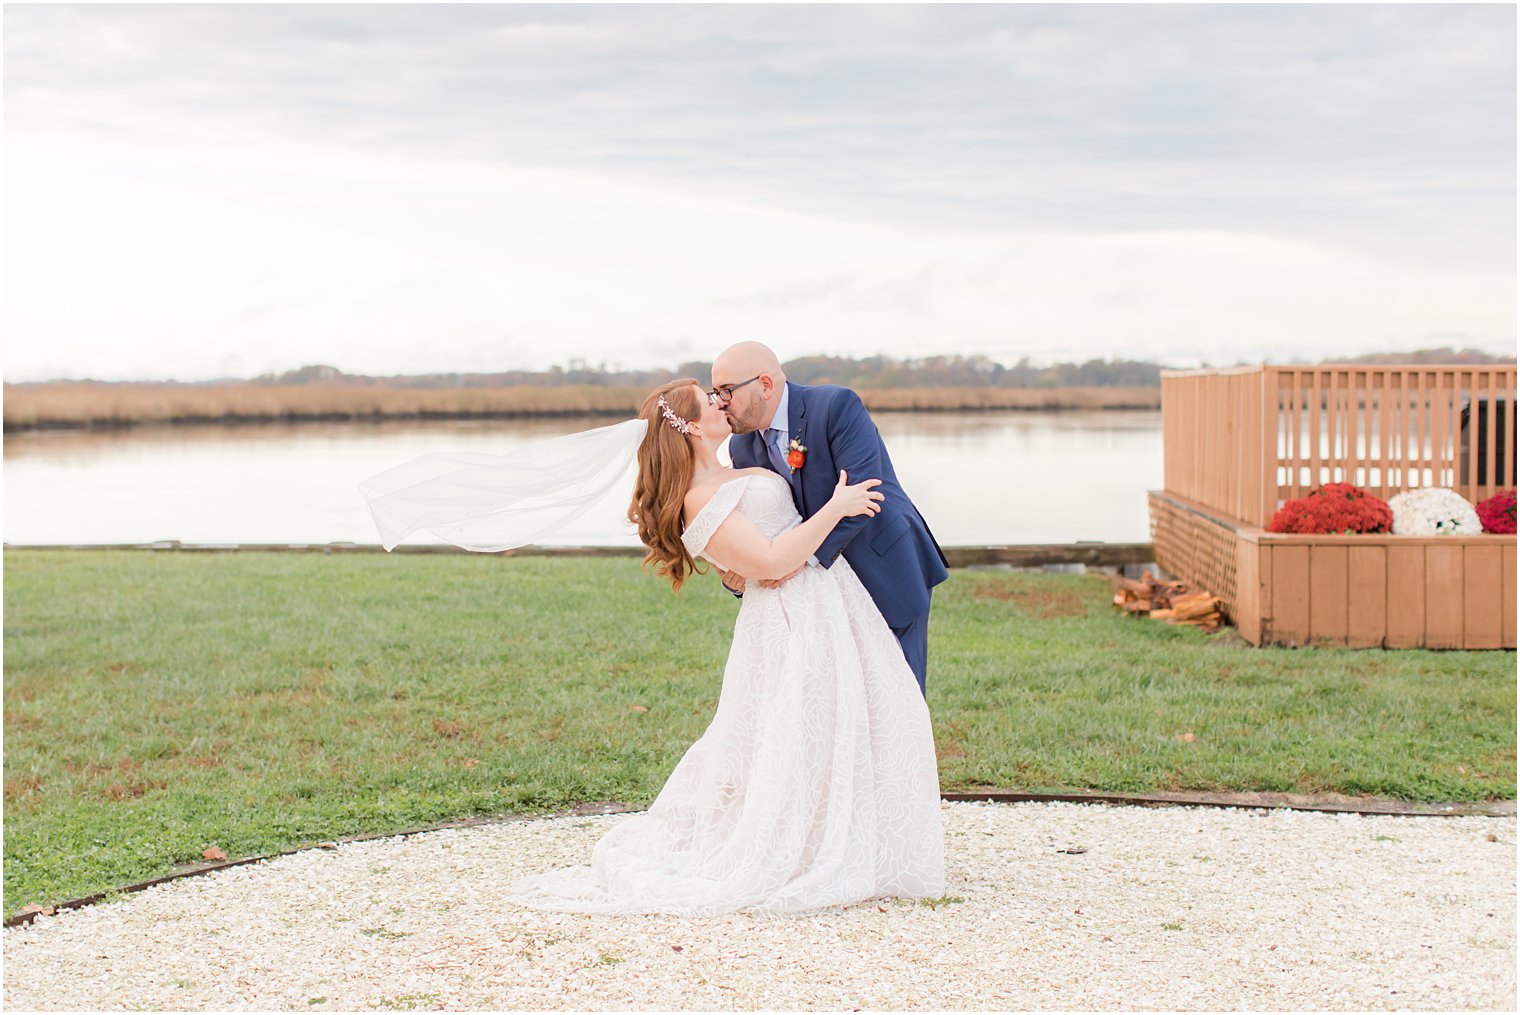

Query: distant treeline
[4,348,1509,432]
[250,346,1513,391]
[253,355,1166,391]
[1319,348,1515,367]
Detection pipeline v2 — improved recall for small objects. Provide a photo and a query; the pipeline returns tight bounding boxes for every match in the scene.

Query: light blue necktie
[763,428,789,475]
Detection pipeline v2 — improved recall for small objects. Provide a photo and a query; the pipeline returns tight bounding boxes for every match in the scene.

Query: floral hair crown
[657,395,694,435]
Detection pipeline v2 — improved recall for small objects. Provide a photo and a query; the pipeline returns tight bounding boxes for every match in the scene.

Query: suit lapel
[787,383,807,502]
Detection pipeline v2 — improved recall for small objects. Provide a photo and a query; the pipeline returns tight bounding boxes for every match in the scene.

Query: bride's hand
[828,470,884,519]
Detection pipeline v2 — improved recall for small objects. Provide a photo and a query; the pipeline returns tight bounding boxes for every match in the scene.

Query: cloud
[2,4,1512,380]
[3,128,1508,381]
[6,3,1513,270]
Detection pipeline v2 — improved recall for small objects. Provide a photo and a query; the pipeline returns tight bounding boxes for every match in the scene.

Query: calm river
[3,411,1161,547]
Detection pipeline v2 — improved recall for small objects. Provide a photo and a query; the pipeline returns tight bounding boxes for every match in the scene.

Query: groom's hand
[758,564,806,589]
[720,569,747,595]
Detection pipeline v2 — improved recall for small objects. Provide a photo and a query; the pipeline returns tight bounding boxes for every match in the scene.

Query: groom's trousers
[891,605,931,698]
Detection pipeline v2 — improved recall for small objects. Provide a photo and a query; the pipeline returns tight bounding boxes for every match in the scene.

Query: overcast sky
[4,3,1515,382]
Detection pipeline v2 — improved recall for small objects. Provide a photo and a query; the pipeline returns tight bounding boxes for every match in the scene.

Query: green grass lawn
[4,550,1514,915]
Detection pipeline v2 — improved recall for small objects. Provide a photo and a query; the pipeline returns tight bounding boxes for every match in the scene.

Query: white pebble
[4,802,1514,1011]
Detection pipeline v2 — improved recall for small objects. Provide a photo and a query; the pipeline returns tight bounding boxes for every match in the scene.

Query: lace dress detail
[509,471,945,915]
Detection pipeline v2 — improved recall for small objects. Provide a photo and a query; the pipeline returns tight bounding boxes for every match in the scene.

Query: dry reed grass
[3,383,1160,430]
[859,386,1159,411]
[2,384,644,430]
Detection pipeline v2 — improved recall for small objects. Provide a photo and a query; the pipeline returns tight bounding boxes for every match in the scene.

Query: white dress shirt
[766,383,793,461]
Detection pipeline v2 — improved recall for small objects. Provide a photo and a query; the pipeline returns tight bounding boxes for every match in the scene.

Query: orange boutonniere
[786,436,807,472]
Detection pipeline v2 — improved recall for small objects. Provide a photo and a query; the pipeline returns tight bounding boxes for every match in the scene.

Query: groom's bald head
[712,342,787,434]
[713,341,783,383]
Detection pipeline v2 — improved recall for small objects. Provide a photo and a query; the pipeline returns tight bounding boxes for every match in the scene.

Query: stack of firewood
[1111,572,1223,631]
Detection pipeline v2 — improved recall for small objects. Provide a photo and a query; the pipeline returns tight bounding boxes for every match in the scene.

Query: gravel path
[5,802,1514,1011]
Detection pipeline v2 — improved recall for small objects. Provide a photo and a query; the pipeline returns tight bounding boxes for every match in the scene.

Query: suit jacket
[730,382,949,627]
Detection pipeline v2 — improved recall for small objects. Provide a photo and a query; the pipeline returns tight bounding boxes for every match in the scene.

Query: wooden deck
[1152,364,1515,649]
[1162,365,1515,528]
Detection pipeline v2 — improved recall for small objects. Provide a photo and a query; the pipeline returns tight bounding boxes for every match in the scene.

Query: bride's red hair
[628,379,708,592]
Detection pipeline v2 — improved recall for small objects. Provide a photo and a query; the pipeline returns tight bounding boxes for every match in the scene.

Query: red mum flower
[1476,489,1517,534]
[1267,483,1393,534]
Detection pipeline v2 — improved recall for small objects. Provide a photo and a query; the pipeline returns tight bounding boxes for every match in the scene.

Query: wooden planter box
[1150,490,1516,649]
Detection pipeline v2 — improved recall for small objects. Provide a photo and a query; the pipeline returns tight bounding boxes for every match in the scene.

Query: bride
[507,379,944,915]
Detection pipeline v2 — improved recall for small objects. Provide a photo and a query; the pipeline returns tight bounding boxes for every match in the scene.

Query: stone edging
[7,790,1510,929]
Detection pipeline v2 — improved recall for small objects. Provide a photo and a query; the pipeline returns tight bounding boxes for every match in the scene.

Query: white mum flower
[1388,487,1481,536]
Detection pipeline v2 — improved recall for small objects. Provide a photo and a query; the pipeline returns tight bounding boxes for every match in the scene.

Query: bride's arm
[692,472,883,581]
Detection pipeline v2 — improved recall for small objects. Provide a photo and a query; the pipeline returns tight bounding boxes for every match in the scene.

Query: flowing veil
[358,419,648,552]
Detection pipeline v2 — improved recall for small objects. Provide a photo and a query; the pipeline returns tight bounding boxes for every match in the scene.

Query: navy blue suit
[730,382,949,695]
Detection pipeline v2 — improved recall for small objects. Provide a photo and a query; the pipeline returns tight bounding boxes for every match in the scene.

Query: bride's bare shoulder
[683,469,769,520]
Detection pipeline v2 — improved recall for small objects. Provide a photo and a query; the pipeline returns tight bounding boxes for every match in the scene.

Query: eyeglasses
[707,375,762,405]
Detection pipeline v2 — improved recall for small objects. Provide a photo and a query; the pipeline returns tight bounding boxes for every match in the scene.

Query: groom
[710,341,949,696]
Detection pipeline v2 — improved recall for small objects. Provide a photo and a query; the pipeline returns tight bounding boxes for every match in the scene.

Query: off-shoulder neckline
[684,470,785,531]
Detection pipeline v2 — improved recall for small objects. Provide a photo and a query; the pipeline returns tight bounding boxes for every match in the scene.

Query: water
[3,411,1162,546]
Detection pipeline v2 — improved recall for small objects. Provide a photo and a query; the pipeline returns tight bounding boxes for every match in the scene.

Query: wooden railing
[1162,365,1517,527]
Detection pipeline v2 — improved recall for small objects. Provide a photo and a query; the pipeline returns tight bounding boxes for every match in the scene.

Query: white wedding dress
[509,471,945,915]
